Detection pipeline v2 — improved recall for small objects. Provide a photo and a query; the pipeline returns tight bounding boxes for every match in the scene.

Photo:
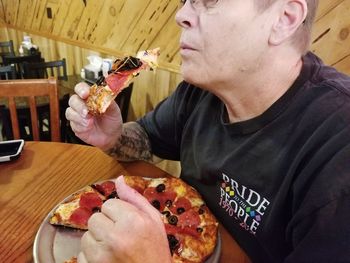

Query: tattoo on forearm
[105,122,153,162]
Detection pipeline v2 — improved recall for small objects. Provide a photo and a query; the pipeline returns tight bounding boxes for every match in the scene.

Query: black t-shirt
[137,52,350,262]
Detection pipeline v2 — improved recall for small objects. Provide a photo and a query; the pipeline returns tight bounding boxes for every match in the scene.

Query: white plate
[33,182,221,263]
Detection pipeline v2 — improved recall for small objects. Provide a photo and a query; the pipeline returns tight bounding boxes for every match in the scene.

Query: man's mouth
[180,42,195,50]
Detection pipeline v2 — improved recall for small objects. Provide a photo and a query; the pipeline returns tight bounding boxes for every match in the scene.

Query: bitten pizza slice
[86,48,160,115]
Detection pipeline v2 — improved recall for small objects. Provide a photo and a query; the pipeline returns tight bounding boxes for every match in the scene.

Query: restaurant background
[0,0,349,176]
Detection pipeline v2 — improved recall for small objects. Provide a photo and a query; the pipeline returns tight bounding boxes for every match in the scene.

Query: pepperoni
[164,217,200,238]
[106,62,146,93]
[69,207,92,226]
[164,224,178,236]
[106,73,130,93]
[132,185,145,195]
[93,184,105,195]
[143,187,176,211]
[169,197,192,215]
[79,192,103,210]
[98,181,116,197]
[177,210,201,228]
[180,226,200,238]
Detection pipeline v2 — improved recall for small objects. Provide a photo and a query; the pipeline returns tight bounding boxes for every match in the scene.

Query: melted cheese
[180,247,199,261]
[136,48,160,69]
[148,178,166,187]
[53,200,79,221]
[174,184,186,197]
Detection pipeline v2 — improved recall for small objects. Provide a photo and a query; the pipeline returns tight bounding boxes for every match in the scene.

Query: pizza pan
[33,180,222,263]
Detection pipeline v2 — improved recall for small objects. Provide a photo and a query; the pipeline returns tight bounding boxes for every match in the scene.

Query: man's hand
[65,82,123,150]
[77,176,172,263]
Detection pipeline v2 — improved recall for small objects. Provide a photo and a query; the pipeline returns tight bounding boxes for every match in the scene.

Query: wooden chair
[0,65,16,80]
[0,78,61,141]
[23,58,68,81]
[0,40,15,58]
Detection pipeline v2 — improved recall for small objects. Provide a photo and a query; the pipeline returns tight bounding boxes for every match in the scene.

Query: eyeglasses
[179,0,219,11]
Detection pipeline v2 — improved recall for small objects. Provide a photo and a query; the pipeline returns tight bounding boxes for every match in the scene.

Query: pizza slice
[49,181,117,230]
[86,48,160,115]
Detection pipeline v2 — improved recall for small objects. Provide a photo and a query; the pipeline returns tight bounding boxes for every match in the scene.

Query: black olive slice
[151,200,161,210]
[177,207,185,214]
[161,211,170,217]
[168,215,178,225]
[156,183,166,193]
[165,200,172,207]
[196,227,203,233]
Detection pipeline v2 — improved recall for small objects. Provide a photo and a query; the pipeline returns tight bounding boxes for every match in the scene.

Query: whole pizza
[49,176,219,263]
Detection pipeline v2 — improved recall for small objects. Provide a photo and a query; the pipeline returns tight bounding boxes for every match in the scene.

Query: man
[66,0,350,262]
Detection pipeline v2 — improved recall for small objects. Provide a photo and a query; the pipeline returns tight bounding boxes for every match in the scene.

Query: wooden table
[0,141,250,263]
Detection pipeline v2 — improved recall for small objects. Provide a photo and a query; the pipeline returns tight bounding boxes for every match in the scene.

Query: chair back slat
[0,78,60,141]
[28,96,40,140]
[8,97,20,139]
[0,65,16,79]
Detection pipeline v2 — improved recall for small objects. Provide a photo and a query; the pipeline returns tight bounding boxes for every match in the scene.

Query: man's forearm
[105,121,158,162]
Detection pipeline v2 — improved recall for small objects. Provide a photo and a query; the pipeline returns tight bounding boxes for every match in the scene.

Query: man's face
[175,0,276,89]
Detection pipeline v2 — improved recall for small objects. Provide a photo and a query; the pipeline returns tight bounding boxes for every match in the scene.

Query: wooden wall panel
[315,0,345,20]
[0,0,182,71]
[311,0,350,68]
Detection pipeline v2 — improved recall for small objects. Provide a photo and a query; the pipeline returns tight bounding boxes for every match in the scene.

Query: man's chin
[181,68,199,84]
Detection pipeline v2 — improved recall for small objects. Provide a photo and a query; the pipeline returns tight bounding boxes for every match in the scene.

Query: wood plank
[74,0,105,43]
[103,0,150,50]
[39,0,59,33]
[311,0,350,66]
[31,0,47,31]
[51,0,72,35]
[59,0,85,39]
[149,8,181,65]
[333,54,350,74]
[121,0,179,54]
[315,0,345,21]
[80,0,126,47]
[4,0,19,26]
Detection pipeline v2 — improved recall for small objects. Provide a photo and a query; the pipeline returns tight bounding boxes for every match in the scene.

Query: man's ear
[269,0,308,46]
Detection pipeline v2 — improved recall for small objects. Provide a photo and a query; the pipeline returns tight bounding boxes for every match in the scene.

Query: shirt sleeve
[284,141,350,262]
[284,193,350,262]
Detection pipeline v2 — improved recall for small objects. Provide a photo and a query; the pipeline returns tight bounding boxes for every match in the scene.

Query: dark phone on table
[0,139,25,162]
